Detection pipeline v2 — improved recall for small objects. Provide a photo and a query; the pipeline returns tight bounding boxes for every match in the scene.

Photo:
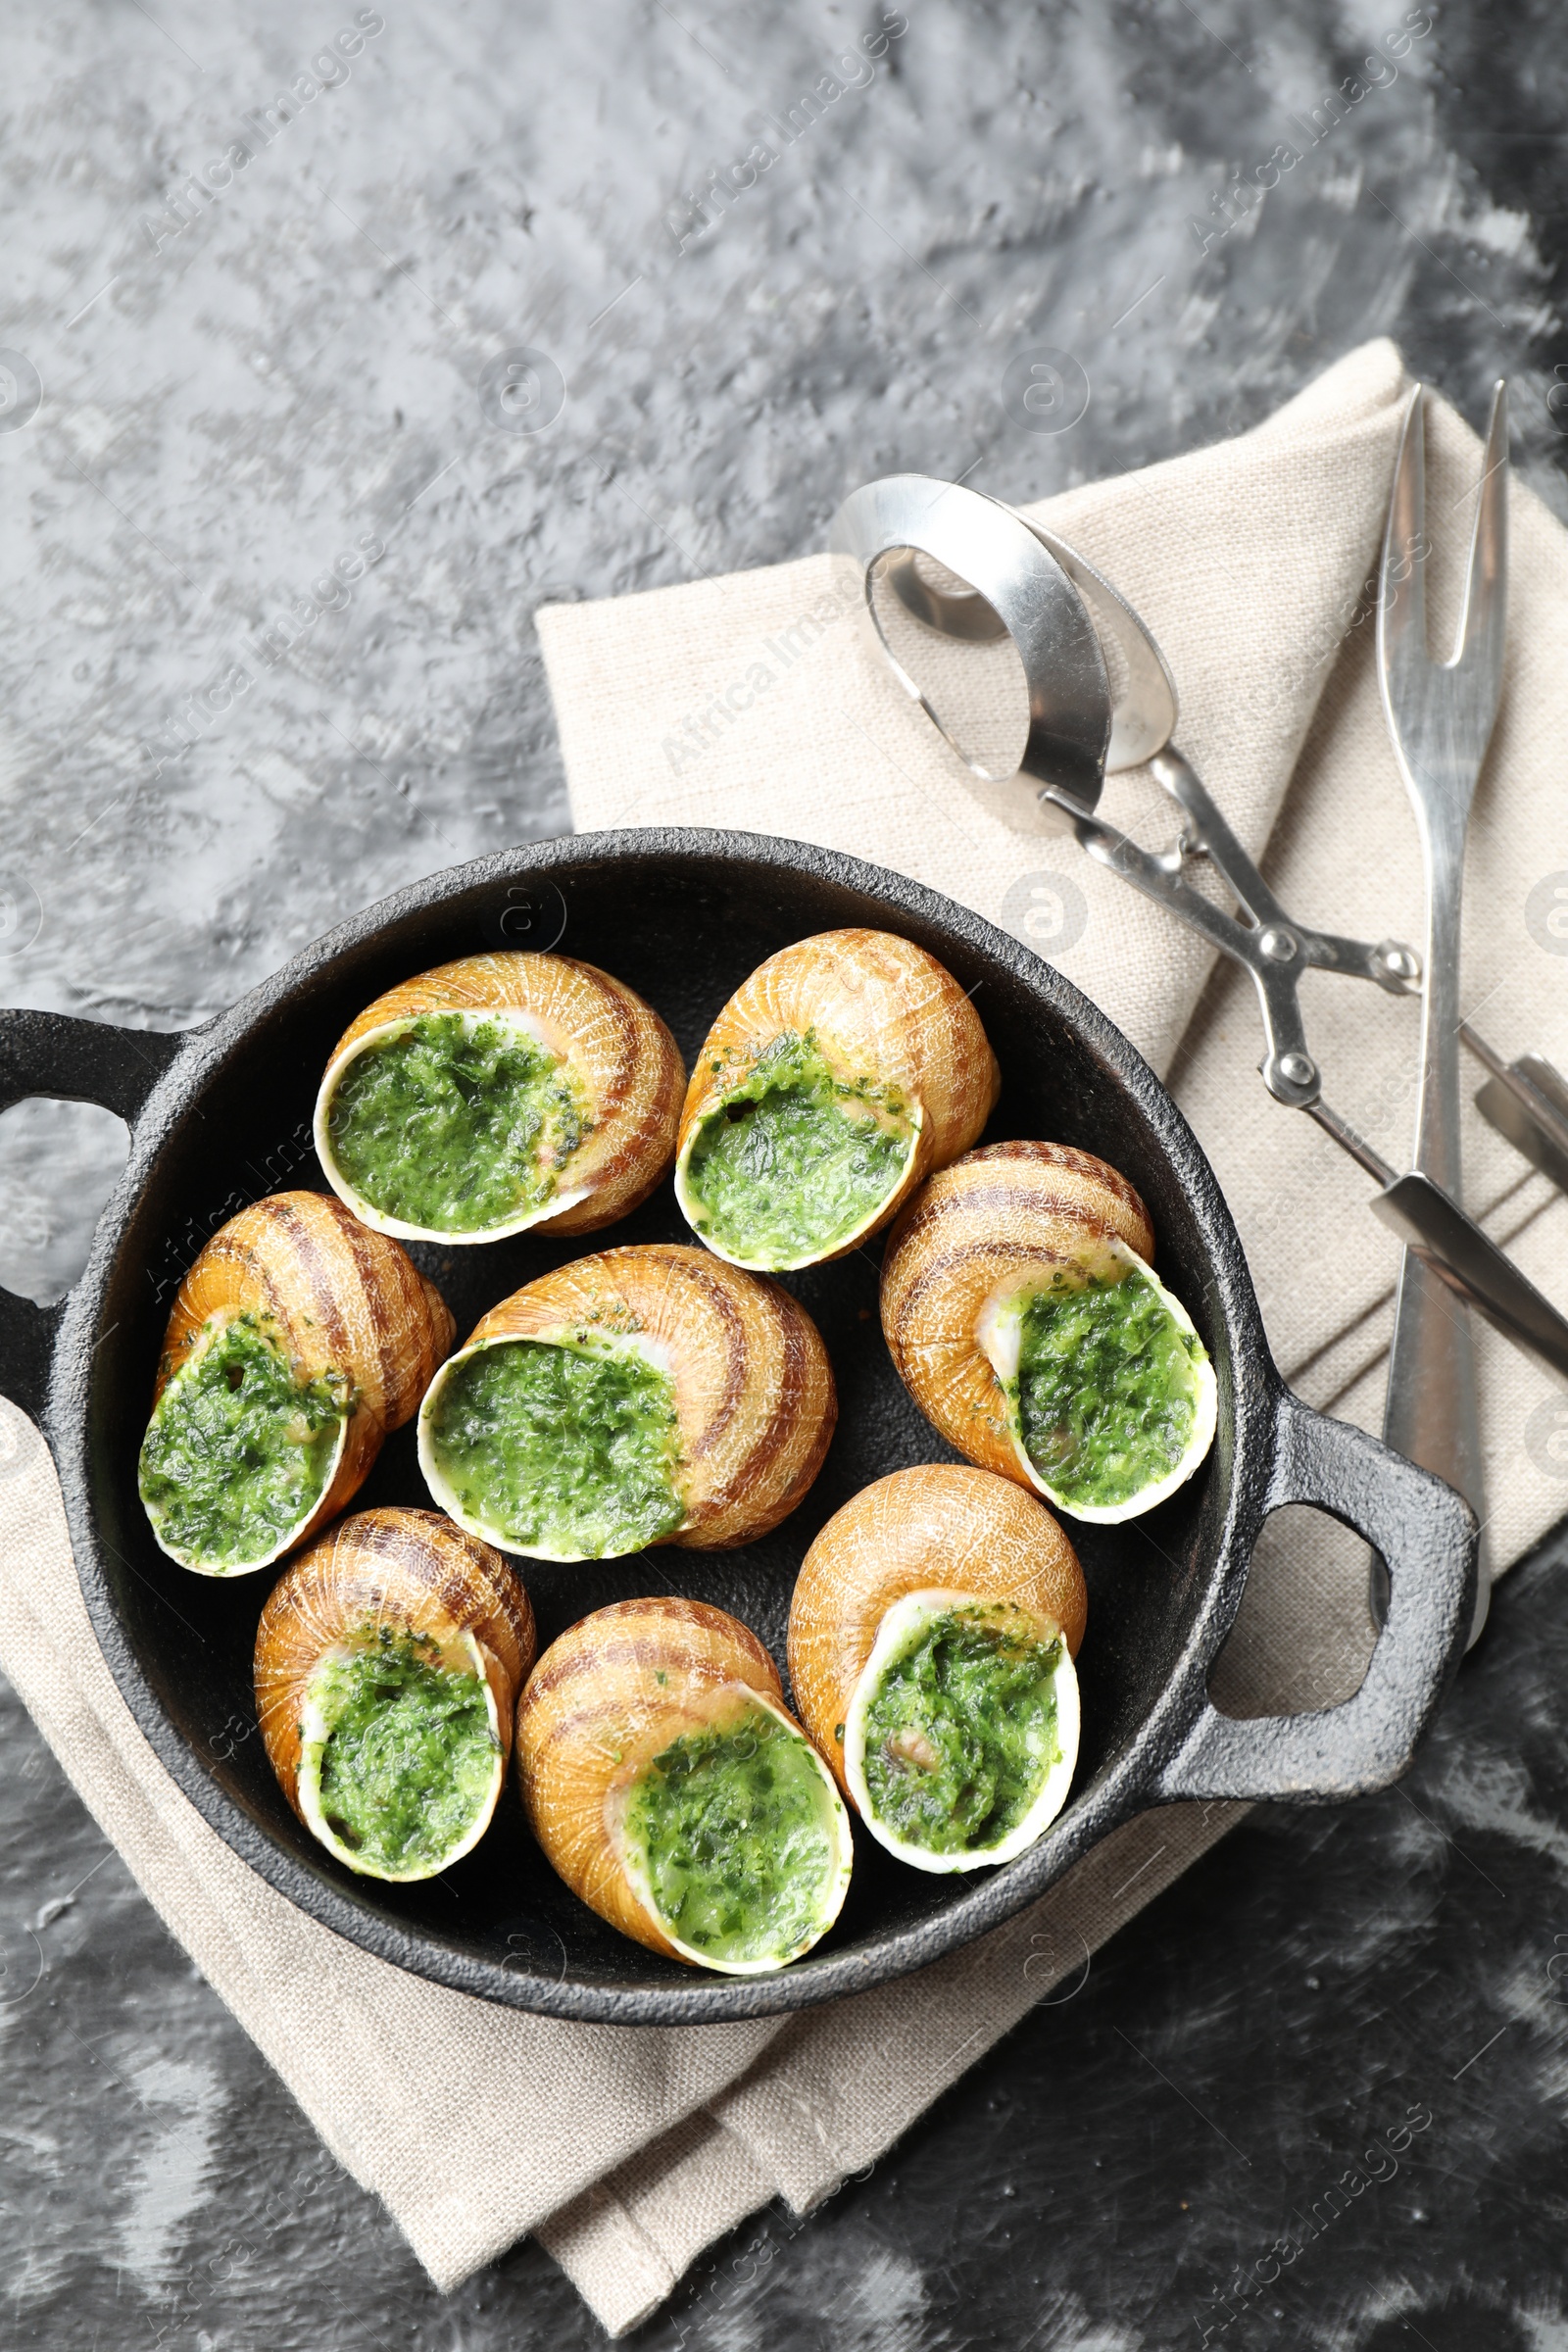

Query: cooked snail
[880,1141,1217,1524]
[418,1244,836,1561]
[314,951,685,1245]
[516,1596,853,1972]
[674,928,1000,1271]
[788,1466,1086,1874]
[138,1191,454,1576]
[255,1507,535,1882]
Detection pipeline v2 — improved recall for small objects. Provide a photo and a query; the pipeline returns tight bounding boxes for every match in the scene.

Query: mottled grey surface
[3,0,1568,2343]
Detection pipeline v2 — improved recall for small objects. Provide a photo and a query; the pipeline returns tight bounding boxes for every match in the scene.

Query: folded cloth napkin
[3,337,1566,2338]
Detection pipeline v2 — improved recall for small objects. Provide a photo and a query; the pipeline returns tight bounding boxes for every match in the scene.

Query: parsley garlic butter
[881,1140,1217,1523]
[516,1596,854,1972]
[315,951,685,1246]
[675,928,1000,1271]
[418,1243,836,1561]
[788,1467,1086,1872]
[255,1508,534,1882]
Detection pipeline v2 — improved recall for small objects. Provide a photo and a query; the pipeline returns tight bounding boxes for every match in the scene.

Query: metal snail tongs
[1062,747,1568,1404]
[830,466,1568,1604]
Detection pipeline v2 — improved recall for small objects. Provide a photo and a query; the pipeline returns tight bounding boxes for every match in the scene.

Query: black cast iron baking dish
[0,828,1477,2026]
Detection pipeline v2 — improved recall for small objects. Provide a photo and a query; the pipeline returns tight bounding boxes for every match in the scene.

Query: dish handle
[0,1009,186,1424]
[1153,1386,1478,1804]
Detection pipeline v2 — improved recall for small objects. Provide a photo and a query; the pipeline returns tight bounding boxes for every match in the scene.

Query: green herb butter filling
[324,1011,591,1235]
[138,1314,346,1572]
[1010,1260,1208,1513]
[307,1626,501,1879]
[423,1338,684,1559]
[681,1030,914,1267]
[858,1603,1065,1858]
[623,1702,847,1968]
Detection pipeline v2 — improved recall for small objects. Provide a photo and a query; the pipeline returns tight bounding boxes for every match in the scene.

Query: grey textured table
[3,2,1568,2343]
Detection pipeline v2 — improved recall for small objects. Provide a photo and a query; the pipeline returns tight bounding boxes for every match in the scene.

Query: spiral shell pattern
[153,1190,455,1550]
[255,1506,535,1822]
[316,951,686,1241]
[422,1244,836,1553]
[879,1141,1155,1483]
[675,928,1000,1266]
[516,1596,849,1966]
[787,1465,1087,1799]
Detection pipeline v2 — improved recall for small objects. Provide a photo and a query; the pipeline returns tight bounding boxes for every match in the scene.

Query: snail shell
[140,1191,455,1576]
[880,1141,1216,1524]
[255,1507,535,1883]
[314,951,686,1245]
[674,928,1000,1271]
[418,1243,836,1561]
[788,1466,1085,1874]
[516,1596,854,1972]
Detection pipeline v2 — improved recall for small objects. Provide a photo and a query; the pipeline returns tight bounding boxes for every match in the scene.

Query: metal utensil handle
[1383,808,1490,1642]
[1470,1041,1568,1197]
[0,1009,183,1424]
[1154,1386,1476,1802]
[1297,1114,1568,1387]
[1371,1171,1568,1384]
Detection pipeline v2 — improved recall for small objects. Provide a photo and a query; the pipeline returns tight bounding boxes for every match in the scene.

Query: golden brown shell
[255,1505,535,1821]
[515,1596,795,1960]
[787,1465,1087,1802]
[879,1141,1154,1484]
[315,951,686,1240]
[421,1243,836,1552]
[675,929,1000,1264]
[153,1190,455,1550]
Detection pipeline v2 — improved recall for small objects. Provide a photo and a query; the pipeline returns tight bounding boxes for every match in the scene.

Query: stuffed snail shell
[788,1466,1085,1874]
[517,1597,853,1973]
[418,1244,836,1561]
[138,1192,455,1576]
[674,928,1000,1272]
[255,1507,535,1882]
[314,952,685,1245]
[880,1141,1217,1524]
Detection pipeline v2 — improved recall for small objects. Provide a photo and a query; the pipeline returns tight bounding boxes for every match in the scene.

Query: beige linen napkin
[3,338,1566,2337]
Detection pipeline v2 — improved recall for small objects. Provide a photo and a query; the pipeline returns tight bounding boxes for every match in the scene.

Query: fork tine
[1451,378,1508,690]
[1378,383,1428,683]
